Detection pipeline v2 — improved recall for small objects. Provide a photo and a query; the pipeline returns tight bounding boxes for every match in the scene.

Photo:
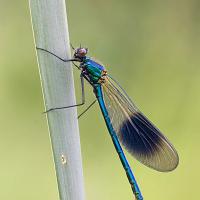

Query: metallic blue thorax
[82,57,106,84]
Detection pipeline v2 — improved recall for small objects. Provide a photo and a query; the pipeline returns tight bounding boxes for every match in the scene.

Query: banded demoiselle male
[37,46,179,200]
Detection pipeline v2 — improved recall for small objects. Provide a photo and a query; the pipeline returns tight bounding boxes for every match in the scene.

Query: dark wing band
[101,76,179,172]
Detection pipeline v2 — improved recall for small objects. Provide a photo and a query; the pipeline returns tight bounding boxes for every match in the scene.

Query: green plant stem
[29,0,85,199]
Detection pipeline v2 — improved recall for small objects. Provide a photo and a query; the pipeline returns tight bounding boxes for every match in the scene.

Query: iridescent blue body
[82,57,143,200]
[79,53,178,200]
[37,47,179,200]
[96,85,143,200]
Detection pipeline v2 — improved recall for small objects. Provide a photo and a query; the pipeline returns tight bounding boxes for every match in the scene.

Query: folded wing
[101,76,179,172]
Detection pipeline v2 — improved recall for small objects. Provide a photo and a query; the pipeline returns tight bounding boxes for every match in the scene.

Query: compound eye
[79,48,87,55]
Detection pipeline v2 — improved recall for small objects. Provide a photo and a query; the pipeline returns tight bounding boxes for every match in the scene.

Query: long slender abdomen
[94,84,143,200]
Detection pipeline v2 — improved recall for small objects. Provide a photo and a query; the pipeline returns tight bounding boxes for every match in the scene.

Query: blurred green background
[0,0,200,199]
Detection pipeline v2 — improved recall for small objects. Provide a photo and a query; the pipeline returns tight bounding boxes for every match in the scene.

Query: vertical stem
[29,1,85,200]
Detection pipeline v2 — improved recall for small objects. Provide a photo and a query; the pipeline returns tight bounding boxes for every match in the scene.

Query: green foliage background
[0,0,199,199]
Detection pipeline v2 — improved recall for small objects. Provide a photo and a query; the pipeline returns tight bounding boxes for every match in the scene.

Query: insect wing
[101,76,179,172]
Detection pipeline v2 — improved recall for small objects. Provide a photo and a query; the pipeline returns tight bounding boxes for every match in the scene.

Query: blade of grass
[29,0,85,199]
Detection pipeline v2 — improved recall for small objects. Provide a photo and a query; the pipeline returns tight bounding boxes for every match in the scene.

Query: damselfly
[37,46,179,200]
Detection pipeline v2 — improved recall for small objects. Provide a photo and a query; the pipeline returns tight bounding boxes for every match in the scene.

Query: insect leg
[72,61,80,69]
[78,99,97,119]
[36,47,79,66]
[44,75,85,113]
